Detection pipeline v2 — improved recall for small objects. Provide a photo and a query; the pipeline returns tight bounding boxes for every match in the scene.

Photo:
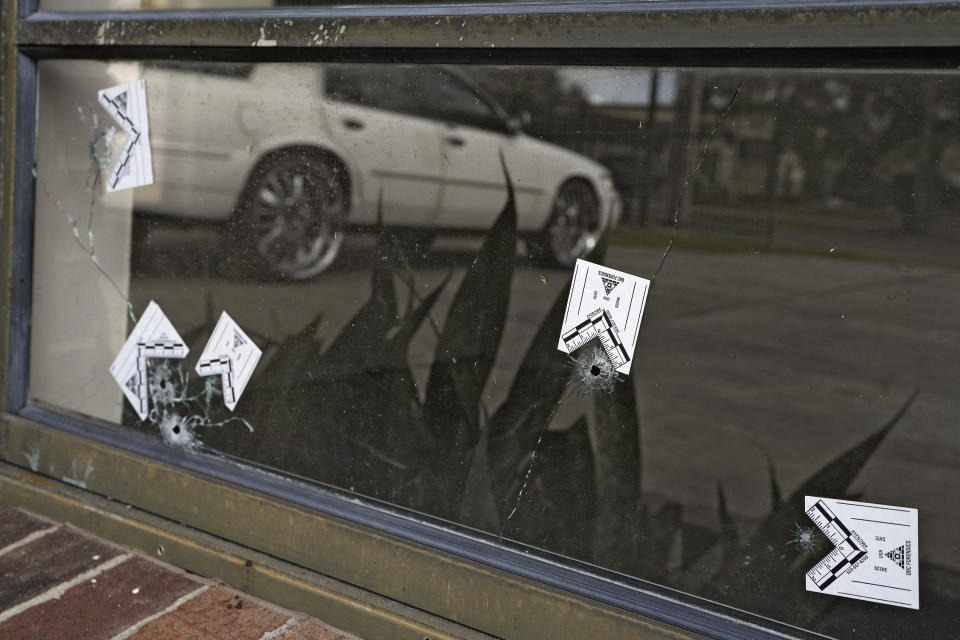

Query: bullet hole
[236,600,243,609]
[788,522,821,553]
[148,360,253,450]
[244,559,253,567]
[156,545,164,557]
[569,345,618,395]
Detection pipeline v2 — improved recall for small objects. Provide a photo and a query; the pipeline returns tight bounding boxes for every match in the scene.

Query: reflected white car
[135,63,621,279]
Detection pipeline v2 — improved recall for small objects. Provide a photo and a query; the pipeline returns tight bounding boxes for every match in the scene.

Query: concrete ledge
[0,461,495,640]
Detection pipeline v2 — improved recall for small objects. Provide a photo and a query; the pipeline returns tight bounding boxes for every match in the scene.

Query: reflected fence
[489,69,960,242]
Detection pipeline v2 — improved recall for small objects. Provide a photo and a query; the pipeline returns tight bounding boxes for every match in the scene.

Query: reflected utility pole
[905,81,936,233]
[765,111,781,240]
[638,70,659,227]
[679,73,704,226]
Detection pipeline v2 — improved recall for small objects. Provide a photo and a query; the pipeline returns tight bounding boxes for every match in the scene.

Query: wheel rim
[249,156,346,279]
[547,182,599,266]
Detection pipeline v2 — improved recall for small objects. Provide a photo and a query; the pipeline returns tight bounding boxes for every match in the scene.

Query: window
[325,65,505,131]
[416,69,506,131]
[325,64,420,114]
[4,4,960,640]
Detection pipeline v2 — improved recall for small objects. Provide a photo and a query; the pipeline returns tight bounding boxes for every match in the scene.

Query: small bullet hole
[156,545,164,557]
[590,365,601,376]
[160,379,166,389]
[236,600,243,609]
[172,425,180,434]
[244,560,252,567]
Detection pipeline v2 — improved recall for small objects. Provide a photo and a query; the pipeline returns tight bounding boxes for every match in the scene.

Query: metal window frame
[2,2,959,639]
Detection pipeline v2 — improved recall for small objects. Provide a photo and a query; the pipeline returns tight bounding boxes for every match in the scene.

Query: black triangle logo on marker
[884,545,906,570]
[115,90,128,114]
[124,374,138,393]
[233,331,245,348]
[601,276,619,295]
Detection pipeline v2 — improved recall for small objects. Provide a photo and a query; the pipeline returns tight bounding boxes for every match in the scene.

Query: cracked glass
[29,59,960,637]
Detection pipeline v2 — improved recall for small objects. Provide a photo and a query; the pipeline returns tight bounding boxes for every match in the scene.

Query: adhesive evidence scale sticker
[109,300,188,421]
[195,311,262,411]
[804,496,919,609]
[97,79,154,192]
[557,259,650,374]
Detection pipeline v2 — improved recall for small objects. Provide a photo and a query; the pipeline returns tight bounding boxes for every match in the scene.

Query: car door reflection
[132,62,619,280]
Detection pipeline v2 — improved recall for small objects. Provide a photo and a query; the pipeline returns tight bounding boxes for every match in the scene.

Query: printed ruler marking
[803,496,919,609]
[194,311,261,411]
[98,79,153,192]
[102,92,142,191]
[135,340,187,417]
[561,309,630,369]
[109,132,141,190]
[110,301,190,421]
[103,94,140,133]
[556,259,651,376]
[805,499,867,591]
[197,355,236,406]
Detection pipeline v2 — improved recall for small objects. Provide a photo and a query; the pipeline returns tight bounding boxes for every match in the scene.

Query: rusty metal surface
[0,462,486,640]
[0,0,16,414]
[0,413,711,640]
[16,4,960,50]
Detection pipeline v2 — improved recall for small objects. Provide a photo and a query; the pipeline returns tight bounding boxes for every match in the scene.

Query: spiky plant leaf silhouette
[423,155,518,517]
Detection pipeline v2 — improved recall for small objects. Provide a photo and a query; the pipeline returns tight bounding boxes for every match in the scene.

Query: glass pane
[30,59,960,637]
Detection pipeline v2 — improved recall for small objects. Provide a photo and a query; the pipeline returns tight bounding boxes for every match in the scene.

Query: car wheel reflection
[532,179,600,268]
[243,149,348,279]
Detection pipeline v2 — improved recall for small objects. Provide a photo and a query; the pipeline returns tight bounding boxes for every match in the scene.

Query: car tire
[527,179,600,268]
[235,148,349,280]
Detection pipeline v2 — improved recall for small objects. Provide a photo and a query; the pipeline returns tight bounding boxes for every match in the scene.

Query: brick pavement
[0,503,363,640]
